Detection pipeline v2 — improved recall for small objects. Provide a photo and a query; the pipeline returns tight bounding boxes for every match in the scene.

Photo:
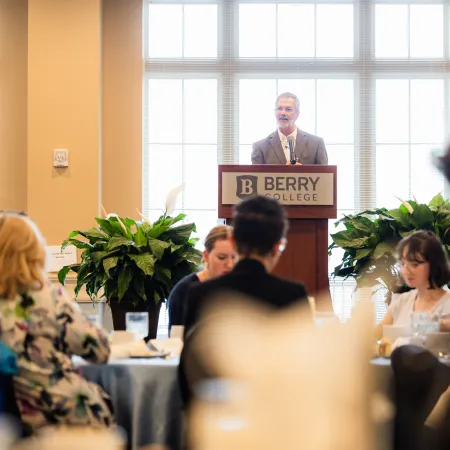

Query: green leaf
[170,213,186,225]
[132,277,147,300]
[90,251,109,262]
[107,236,136,251]
[170,243,183,253]
[134,226,147,247]
[330,229,370,249]
[141,222,152,234]
[57,266,71,287]
[352,218,375,234]
[183,247,203,265]
[148,238,171,260]
[95,218,118,236]
[58,264,80,285]
[399,204,413,215]
[129,254,156,276]
[154,266,171,285]
[165,223,196,244]
[68,230,80,239]
[80,227,106,240]
[373,242,395,260]
[335,266,355,278]
[108,219,132,238]
[123,217,136,227]
[65,239,93,250]
[148,220,171,238]
[103,256,119,275]
[188,237,200,246]
[355,248,373,259]
[387,208,410,227]
[118,268,132,301]
[61,239,92,250]
[429,193,444,208]
[410,204,434,229]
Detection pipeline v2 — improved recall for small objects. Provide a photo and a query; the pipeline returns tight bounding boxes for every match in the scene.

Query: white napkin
[109,339,159,361]
[149,338,184,357]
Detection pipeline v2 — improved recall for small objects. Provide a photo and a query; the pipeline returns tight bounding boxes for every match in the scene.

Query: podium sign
[218,164,337,305]
[222,172,334,205]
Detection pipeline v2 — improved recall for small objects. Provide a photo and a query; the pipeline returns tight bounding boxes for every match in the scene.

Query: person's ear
[203,249,209,265]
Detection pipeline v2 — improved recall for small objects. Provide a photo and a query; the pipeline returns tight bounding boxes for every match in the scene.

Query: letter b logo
[236,175,258,199]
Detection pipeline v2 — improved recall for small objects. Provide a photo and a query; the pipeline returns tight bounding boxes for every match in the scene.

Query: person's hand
[285,161,302,165]
[439,318,450,332]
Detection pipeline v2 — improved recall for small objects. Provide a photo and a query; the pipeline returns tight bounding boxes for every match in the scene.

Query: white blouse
[387,289,450,327]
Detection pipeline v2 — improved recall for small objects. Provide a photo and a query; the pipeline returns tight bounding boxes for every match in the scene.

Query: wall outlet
[53,149,69,167]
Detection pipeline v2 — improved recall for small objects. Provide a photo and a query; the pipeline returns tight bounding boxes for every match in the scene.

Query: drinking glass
[411,311,440,338]
[86,314,99,326]
[126,312,149,341]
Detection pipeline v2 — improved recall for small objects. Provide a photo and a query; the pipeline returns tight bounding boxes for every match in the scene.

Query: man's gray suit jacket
[251,129,328,165]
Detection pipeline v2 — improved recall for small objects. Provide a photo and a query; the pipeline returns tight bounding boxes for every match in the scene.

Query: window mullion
[357,0,375,211]
[220,0,236,164]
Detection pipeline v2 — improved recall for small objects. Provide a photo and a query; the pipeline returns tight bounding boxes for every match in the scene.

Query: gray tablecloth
[78,357,183,450]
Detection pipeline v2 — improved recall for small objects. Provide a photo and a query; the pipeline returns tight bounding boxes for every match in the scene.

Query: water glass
[125,312,149,341]
[86,314,99,326]
[411,311,440,337]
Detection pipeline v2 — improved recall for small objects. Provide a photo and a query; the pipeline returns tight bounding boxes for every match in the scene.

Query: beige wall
[0,0,142,245]
[28,0,102,244]
[0,0,28,212]
[102,0,143,219]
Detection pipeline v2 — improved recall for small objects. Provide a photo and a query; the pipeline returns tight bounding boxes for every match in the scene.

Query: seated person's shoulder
[188,275,227,300]
[270,275,309,300]
[387,289,416,316]
[176,273,200,290]
[392,289,415,305]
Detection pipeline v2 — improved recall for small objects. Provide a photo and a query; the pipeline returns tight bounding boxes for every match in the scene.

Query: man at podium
[251,92,328,166]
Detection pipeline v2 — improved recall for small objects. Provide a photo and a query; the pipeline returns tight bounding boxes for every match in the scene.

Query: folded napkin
[108,339,159,361]
[149,338,183,357]
[0,342,18,375]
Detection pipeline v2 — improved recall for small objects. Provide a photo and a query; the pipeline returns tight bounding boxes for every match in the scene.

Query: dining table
[75,356,183,450]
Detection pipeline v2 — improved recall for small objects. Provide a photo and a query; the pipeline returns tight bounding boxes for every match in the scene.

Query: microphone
[287,136,296,165]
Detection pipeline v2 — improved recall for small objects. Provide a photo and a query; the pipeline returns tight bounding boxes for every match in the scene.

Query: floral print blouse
[0,282,114,431]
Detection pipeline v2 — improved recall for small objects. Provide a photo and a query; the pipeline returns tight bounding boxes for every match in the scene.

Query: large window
[143,0,450,328]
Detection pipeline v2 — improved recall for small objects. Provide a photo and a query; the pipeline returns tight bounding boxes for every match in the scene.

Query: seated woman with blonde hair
[0,212,113,431]
[375,230,450,339]
[168,224,237,332]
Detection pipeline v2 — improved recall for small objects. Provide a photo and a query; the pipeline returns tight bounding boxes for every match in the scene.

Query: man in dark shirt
[179,195,310,406]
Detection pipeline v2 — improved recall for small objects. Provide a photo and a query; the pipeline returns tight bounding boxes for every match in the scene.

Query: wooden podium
[218,165,337,306]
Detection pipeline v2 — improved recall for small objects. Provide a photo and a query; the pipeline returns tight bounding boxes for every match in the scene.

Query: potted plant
[58,203,202,339]
[328,193,450,304]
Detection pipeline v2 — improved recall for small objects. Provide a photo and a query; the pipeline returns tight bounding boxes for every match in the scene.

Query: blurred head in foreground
[232,195,288,272]
[187,299,377,450]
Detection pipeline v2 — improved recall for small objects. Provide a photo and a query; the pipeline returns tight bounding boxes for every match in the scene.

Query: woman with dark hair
[375,230,450,339]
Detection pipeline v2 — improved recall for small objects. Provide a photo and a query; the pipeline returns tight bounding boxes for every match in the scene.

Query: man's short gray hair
[275,92,300,112]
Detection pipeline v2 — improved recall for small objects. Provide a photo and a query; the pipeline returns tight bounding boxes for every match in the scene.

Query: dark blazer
[167,272,201,331]
[183,258,310,336]
[179,259,310,407]
[251,128,328,165]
